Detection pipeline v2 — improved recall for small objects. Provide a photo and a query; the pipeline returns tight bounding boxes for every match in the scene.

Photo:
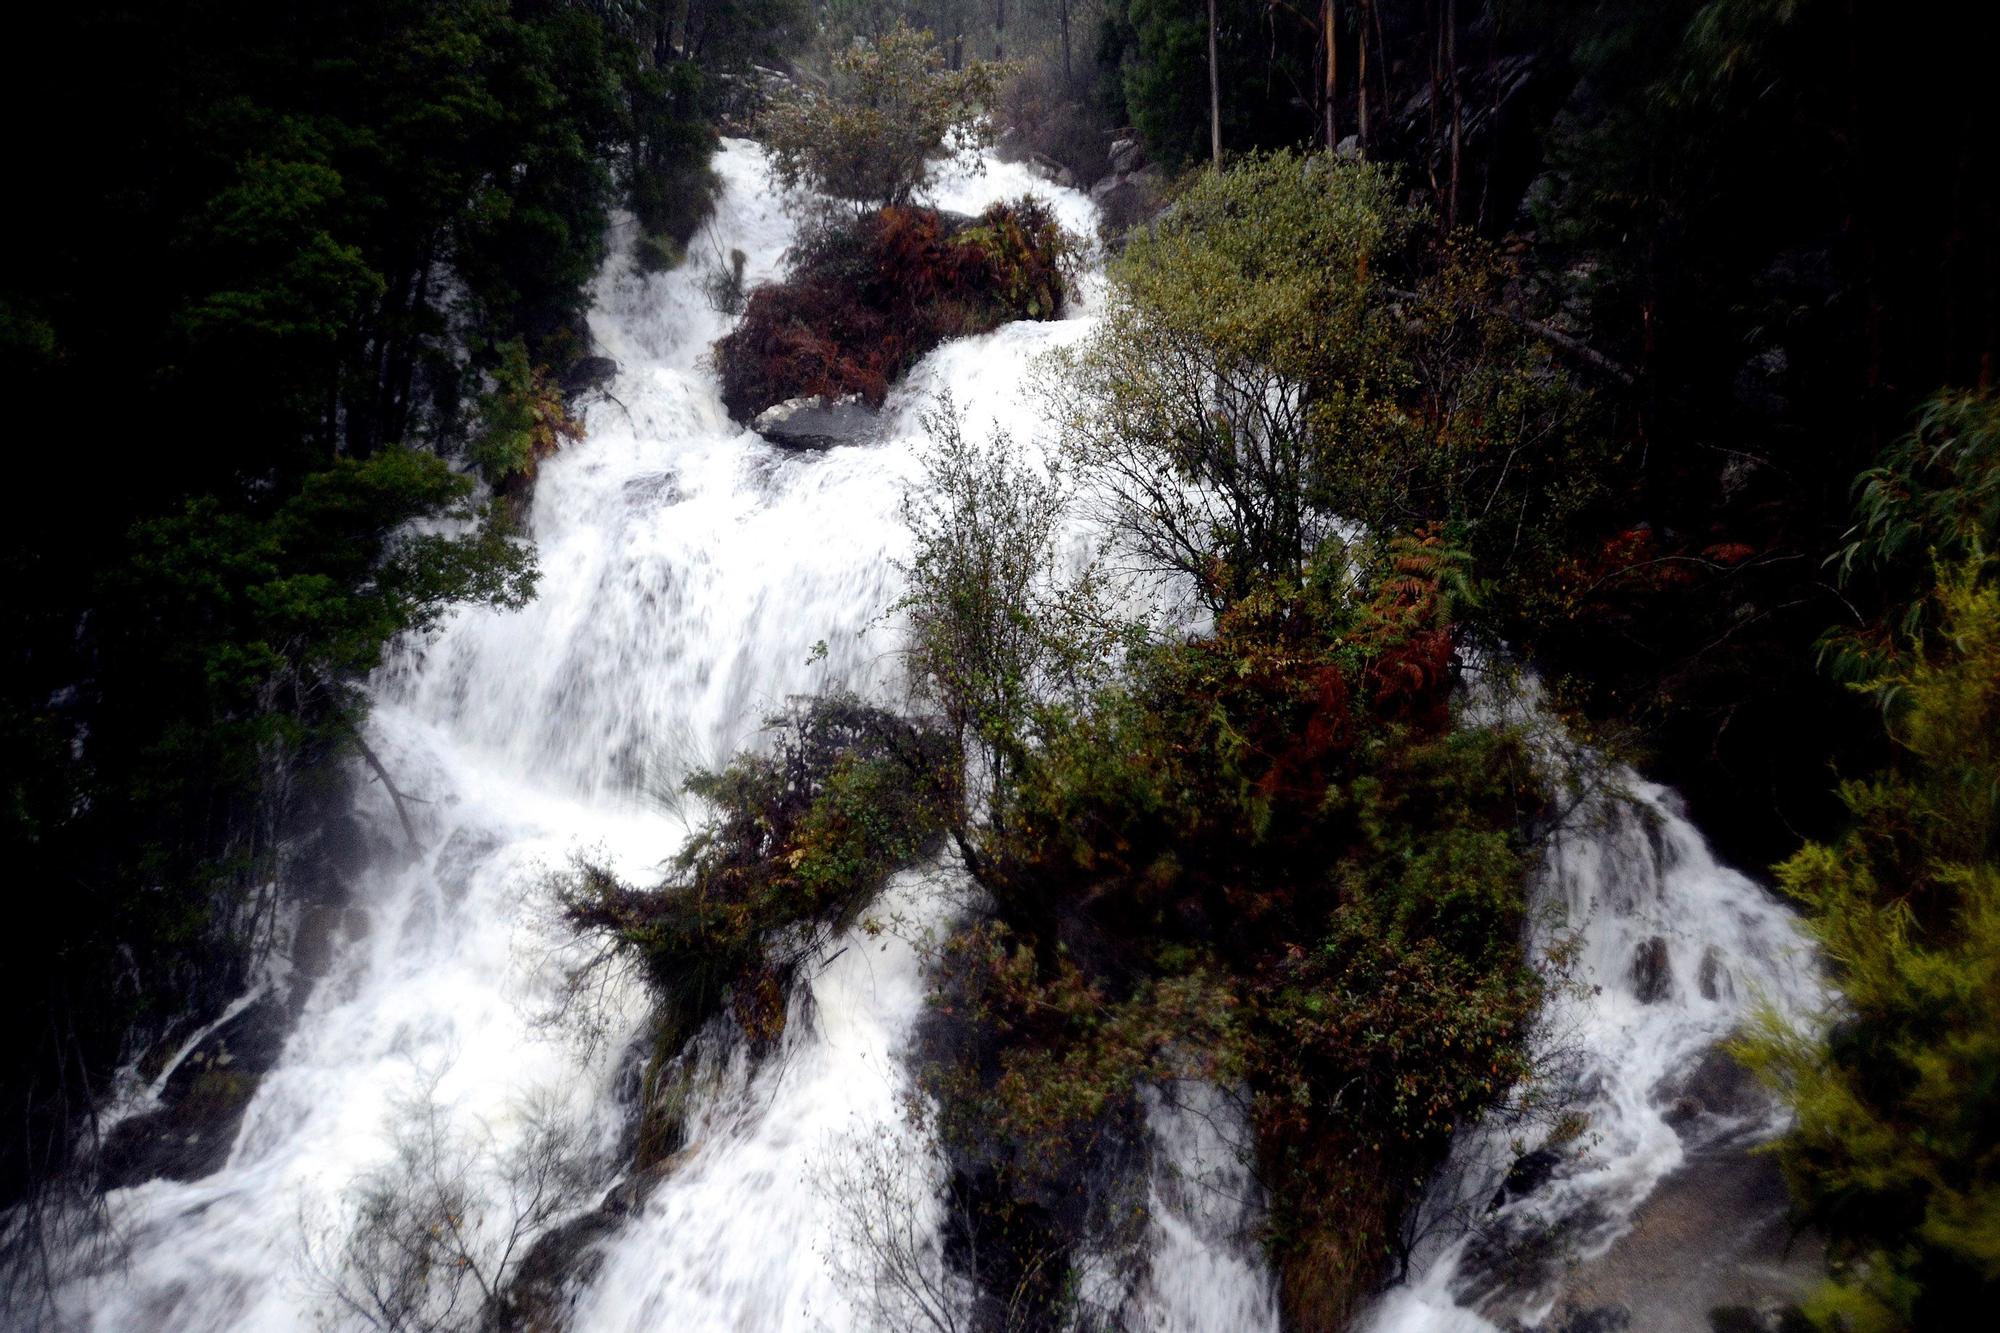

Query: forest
[0,2,1994,1331]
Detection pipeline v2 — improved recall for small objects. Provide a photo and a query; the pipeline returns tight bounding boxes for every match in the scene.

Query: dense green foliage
[870,146,1564,1324]
[760,20,1006,215]
[918,539,1546,1328]
[1498,0,1999,866]
[1739,395,2000,1332]
[4,0,1997,1323]
[1063,0,2000,875]
[1050,149,1601,616]
[1101,0,1314,171]
[0,0,767,1226]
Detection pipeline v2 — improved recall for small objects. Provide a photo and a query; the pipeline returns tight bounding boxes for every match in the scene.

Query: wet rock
[1698,946,1730,1001]
[493,1208,621,1331]
[750,394,879,451]
[492,1159,678,1332]
[1094,167,1168,248]
[1526,1141,1824,1333]
[1108,137,1143,174]
[1709,1304,1813,1333]
[99,994,293,1189]
[291,903,346,987]
[436,825,506,904]
[561,355,619,399]
[1024,152,1075,189]
[1632,936,1674,1004]
[1491,1147,1563,1209]
[1547,1305,1631,1333]
[1660,1045,1764,1136]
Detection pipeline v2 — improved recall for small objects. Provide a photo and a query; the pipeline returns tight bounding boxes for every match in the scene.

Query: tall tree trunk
[994,0,1006,61]
[1446,0,1462,229]
[1323,0,1337,151]
[1478,9,1499,230]
[1371,0,1390,136]
[1060,0,1072,87]
[1358,0,1371,150]
[1209,0,1222,168]
[1425,3,1442,201]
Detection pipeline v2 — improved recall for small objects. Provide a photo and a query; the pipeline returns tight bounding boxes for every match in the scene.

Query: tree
[1045,149,1597,615]
[895,400,1126,823]
[1113,0,1315,172]
[759,21,1006,216]
[1206,0,1220,167]
[1738,553,2000,1331]
[0,0,715,1254]
[1739,394,2000,1331]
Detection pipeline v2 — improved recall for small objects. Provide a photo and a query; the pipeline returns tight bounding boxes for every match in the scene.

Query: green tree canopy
[759,21,1007,214]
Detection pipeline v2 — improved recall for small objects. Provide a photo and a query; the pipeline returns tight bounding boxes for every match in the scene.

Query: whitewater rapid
[51,142,1103,1332]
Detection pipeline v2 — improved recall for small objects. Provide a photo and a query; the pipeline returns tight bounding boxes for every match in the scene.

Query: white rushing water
[1368,762,1823,1331]
[49,142,1107,1332]
[47,136,1818,1333]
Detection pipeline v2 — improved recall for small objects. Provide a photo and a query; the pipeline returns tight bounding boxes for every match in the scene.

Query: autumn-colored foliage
[919,545,1546,1327]
[713,199,1073,423]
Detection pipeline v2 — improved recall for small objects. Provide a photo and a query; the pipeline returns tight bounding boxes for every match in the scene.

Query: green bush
[1048,150,1602,618]
[759,21,1006,215]
[917,537,1546,1328]
[713,199,1076,421]
[1738,551,2000,1331]
[561,698,957,1157]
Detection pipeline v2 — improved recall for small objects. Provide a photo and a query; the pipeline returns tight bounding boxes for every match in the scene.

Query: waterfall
[45,136,1819,1333]
[1367,766,1824,1330]
[48,141,1098,1332]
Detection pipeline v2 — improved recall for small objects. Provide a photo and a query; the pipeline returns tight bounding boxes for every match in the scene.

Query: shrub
[713,198,1075,422]
[996,65,1116,188]
[894,403,1126,818]
[913,538,1547,1327]
[759,22,1006,216]
[467,338,581,489]
[560,697,957,1162]
[1048,150,1601,618]
[1737,551,2000,1332]
[634,232,686,274]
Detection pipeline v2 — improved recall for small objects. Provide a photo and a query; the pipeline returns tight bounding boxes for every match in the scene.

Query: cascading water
[45,134,1820,1333]
[1367,761,1824,1331]
[1122,1083,1282,1332]
[49,142,1103,1332]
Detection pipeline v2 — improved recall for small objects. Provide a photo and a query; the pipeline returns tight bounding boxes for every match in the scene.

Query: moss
[634,1025,697,1171]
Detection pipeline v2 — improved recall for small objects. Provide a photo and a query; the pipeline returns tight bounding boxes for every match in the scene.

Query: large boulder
[750,395,880,451]
[98,993,293,1189]
[493,1157,681,1331]
[1093,166,1168,249]
[1631,935,1674,1004]
[561,355,619,400]
[1025,153,1076,190]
